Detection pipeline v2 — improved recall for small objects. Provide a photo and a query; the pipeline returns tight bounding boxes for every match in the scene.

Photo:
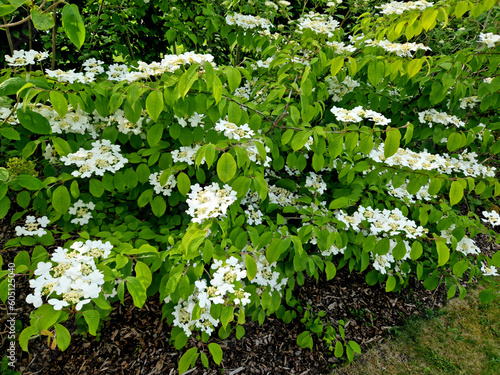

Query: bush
[1,0,499,372]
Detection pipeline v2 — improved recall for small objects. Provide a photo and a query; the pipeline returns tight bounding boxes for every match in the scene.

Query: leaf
[178,347,199,374]
[386,275,396,292]
[146,90,164,122]
[178,64,200,98]
[245,254,257,280]
[368,60,385,86]
[296,331,313,350]
[291,131,311,151]
[89,179,104,197]
[436,241,449,267]
[52,137,72,156]
[0,77,27,96]
[449,180,464,206]
[0,127,20,140]
[330,56,344,77]
[334,340,344,357]
[177,172,191,196]
[226,67,242,93]
[52,186,70,214]
[151,195,166,217]
[61,4,85,50]
[208,343,223,365]
[31,9,55,30]
[217,153,237,183]
[407,58,424,78]
[135,261,152,290]
[384,127,401,158]
[53,324,71,351]
[126,276,147,308]
[325,261,336,280]
[17,108,52,134]
[82,310,100,336]
[16,175,43,190]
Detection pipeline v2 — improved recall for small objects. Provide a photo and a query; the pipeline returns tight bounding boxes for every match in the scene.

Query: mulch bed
[1,216,495,375]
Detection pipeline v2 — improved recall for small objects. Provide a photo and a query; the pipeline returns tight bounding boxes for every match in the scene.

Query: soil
[1,216,497,375]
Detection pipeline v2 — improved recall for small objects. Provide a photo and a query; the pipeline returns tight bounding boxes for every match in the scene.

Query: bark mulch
[2,217,495,375]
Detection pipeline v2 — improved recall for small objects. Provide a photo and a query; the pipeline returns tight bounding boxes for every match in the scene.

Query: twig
[51,6,57,70]
[2,16,14,54]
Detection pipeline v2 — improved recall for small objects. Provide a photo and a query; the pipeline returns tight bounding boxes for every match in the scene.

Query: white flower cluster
[326,41,357,54]
[371,239,411,275]
[46,68,96,84]
[368,146,496,178]
[386,179,434,203]
[244,203,264,225]
[336,206,428,239]
[171,144,203,165]
[331,106,391,126]
[482,210,500,227]
[268,184,300,207]
[483,77,494,84]
[69,200,95,226]
[43,143,58,163]
[233,79,268,103]
[241,142,272,167]
[61,139,128,178]
[418,109,465,128]
[296,12,340,38]
[377,1,434,15]
[481,264,499,276]
[175,112,205,127]
[458,96,480,110]
[367,39,431,57]
[149,171,177,196]
[186,183,237,223]
[226,13,273,31]
[27,240,112,310]
[171,257,250,337]
[248,254,288,292]
[215,120,255,141]
[440,225,480,256]
[305,172,327,195]
[5,49,49,66]
[15,216,50,237]
[108,109,147,135]
[479,32,500,48]
[326,76,360,102]
[82,58,105,75]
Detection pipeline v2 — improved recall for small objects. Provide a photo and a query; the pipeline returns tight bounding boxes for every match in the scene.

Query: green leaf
[31,9,55,30]
[407,58,424,78]
[330,56,344,77]
[410,241,423,260]
[0,127,20,140]
[177,172,191,196]
[16,175,43,190]
[52,186,70,214]
[297,331,313,350]
[89,179,104,197]
[220,305,234,329]
[151,195,166,217]
[135,261,152,290]
[386,275,396,292]
[19,325,39,352]
[61,4,85,50]
[146,90,164,122]
[449,180,464,206]
[147,123,164,146]
[226,67,242,93]
[126,276,147,308]
[0,77,27,96]
[0,5,16,17]
[54,324,71,351]
[348,340,361,354]
[436,241,449,267]
[178,64,200,98]
[325,261,336,280]
[17,108,52,134]
[178,347,199,374]
[208,343,223,365]
[291,131,311,152]
[82,310,100,336]
[479,289,495,304]
[266,239,282,264]
[52,137,72,156]
[217,153,237,183]
[245,254,257,280]
[368,60,385,86]
[334,340,344,357]
[384,127,401,158]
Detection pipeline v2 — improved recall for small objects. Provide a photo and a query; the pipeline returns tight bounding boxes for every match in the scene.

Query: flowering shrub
[1,0,500,372]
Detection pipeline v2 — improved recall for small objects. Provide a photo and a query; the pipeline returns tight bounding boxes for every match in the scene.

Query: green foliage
[1,0,499,371]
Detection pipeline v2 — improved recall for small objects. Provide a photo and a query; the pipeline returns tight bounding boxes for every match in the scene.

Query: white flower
[482,210,500,227]
[48,298,70,310]
[69,200,95,225]
[481,264,499,276]
[15,216,50,237]
[479,32,500,48]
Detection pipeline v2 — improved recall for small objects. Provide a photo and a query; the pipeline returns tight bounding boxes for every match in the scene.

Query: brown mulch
[1,217,496,375]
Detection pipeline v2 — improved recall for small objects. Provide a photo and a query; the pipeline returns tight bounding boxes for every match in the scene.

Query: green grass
[331,282,500,375]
